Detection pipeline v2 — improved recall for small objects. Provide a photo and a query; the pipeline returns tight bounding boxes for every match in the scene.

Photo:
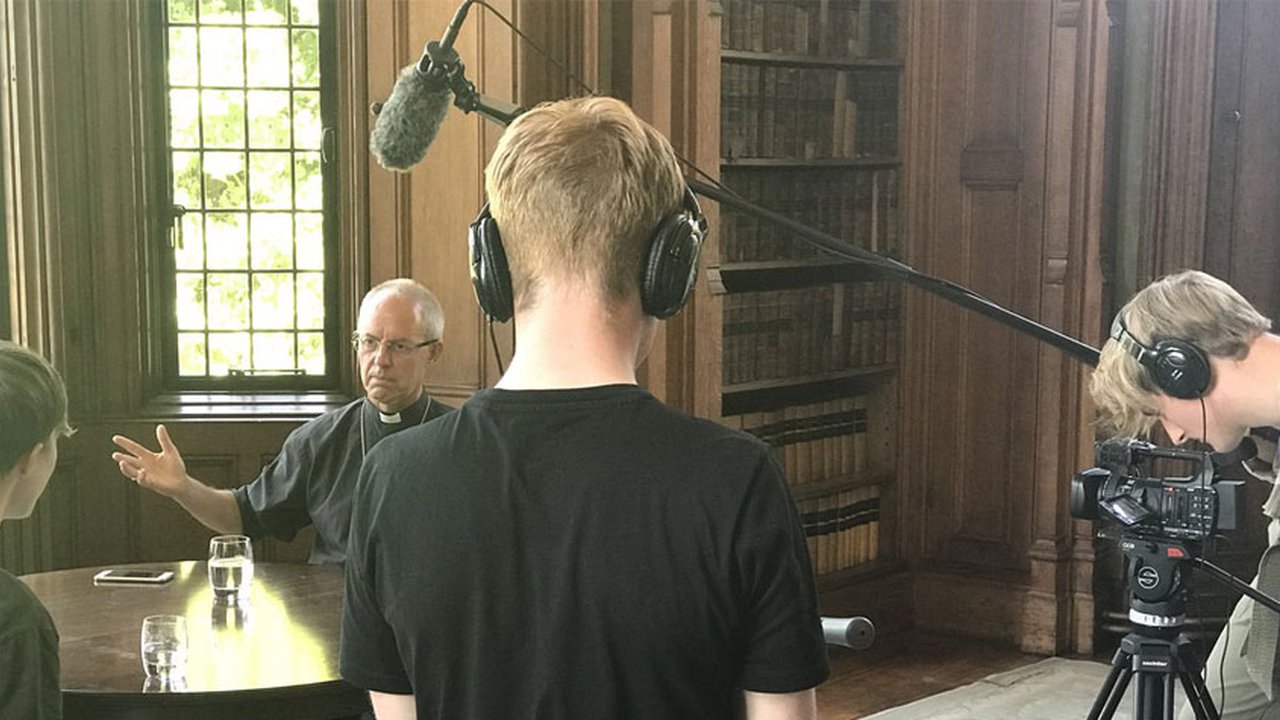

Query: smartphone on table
[93,568,175,586]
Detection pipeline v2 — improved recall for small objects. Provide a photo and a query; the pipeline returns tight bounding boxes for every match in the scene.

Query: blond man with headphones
[341,97,828,720]
[1093,269,1280,720]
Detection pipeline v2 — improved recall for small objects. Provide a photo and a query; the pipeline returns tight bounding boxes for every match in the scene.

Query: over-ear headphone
[1109,315,1213,400]
[467,187,708,323]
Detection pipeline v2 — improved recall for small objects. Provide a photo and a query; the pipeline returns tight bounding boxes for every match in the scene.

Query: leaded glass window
[163,0,335,387]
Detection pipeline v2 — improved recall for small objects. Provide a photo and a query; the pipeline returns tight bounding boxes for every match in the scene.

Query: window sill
[138,391,353,420]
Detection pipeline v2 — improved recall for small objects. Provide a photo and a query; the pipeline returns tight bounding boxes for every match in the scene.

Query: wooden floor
[815,632,1046,719]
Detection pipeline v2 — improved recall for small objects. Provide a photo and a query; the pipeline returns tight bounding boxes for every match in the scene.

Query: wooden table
[22,561,369,720]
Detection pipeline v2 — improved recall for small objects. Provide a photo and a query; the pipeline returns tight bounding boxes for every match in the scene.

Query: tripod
[1086,608,1216,720]
[1088,538,1280,720]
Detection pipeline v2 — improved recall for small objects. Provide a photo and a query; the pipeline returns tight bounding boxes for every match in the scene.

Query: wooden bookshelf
[791,471,895,502]
[718,0,902,586]
[721,48,903,70]
[709,259,886,293]
[721,156,900,168]
[722,366,894,415]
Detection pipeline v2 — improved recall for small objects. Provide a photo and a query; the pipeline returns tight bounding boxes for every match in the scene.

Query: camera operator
[1092,269,1280,720]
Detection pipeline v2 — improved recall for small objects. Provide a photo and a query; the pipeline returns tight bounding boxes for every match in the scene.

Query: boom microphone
[369,65,452,171]
[369,0,477,171]
[821,616,875,650]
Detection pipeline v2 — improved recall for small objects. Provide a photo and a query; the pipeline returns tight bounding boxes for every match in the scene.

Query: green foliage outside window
[166,0,328,381]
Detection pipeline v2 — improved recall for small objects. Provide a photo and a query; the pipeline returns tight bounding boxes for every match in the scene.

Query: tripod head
[1118,536,1193,629]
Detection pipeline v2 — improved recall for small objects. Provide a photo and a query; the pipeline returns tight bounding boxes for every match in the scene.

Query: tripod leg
[1090,648,1136,720]
[1176,635,1219,720]
[1134,669,1176,720]
[1176,668,1217,720]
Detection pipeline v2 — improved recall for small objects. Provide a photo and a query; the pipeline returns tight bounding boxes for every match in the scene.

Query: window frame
[154,0,343,393]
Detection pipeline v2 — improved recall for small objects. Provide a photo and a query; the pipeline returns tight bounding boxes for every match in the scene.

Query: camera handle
[1189,556,1280,617]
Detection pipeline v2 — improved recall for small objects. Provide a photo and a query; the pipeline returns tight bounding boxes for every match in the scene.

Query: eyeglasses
[351,333,439,357]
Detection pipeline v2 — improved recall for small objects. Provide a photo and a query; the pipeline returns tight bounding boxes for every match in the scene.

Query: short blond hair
[484,96,685,310]
[1091,270,1270,437]
[363,278,445,341]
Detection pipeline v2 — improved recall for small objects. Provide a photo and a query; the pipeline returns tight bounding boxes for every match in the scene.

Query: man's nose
[1161,418,1187,445]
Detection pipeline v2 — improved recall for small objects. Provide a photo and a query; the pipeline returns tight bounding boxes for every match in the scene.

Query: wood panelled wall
[1203,0,1280,309]
[899,0,1109,654]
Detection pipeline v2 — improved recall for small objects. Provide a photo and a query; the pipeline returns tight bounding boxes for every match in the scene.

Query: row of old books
[722,64,897,161]
[719,168,900,263]
[799,485,881,575]
[744,396,867,485]
[723,282,900,385]
[721,0,895,59]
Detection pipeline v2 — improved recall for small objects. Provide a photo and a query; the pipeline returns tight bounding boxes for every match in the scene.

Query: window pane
[175,212,205,269]
[201,90,245,149]
[247,90,290,148]
[295,213,323,270]
[169,0,197,23]
[291,29,319,87]
[251,213,293,269]
[172,152,203,209]
[293,152,321,209]
[245,0,288,24]
[253,332,295,370]
[205,213,249,269]
[207,274,250,329]
[291,0,319,26]
[252,273,295,328]
[200,28,245,86]
[178,333,208,376]
[246,29,290,87]
[292,91,321,149]
[298,331,324,374]
[249,152,292,209]
[199,0,242,24]
[209,332,250,375]
[297,272,324,329]
[204,151,247,208]
[176,273,206,330]
[169,89,201,149]
[168,28,199,86]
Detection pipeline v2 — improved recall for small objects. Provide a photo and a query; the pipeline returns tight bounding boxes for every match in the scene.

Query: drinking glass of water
[208,534,254,603]
[140,614,187,679]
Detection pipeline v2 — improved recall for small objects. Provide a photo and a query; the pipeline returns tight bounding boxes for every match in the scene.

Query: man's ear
[13,442,45,476]
[3,443,47,492]
[426,341,445,364]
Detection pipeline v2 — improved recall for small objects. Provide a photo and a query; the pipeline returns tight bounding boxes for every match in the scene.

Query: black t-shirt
[341,385,829,719]
[0,569,61,719]
[232,394,452,564]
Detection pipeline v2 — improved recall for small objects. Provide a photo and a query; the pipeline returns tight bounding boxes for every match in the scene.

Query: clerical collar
[360,394,433,459]
[366,394,431,424]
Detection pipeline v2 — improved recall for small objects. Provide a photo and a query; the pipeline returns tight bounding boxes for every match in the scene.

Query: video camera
[1070,438,1245,542]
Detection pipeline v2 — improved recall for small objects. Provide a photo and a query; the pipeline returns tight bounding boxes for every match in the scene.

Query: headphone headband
[1110,316,1155,367]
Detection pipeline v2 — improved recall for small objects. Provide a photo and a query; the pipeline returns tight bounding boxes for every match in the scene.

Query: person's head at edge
[484,96,685,373]
[0,341,72,520]
[1090,269,1275,451]
[354,279,445,414]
